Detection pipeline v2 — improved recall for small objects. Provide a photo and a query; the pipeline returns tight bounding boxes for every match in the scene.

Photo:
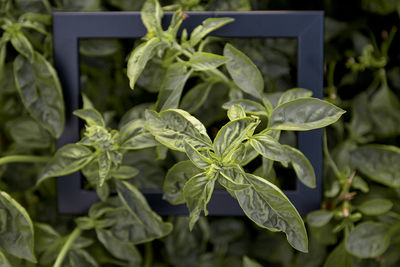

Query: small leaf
[141,0,163,34]
[0,250,11,267]
[243,256,263,267]
[180,82,213,113]
[127,38,163,90]
[306,210,334,227]
[277,88,313,105]
[214,117,259,161]
[188,52,230,71]
[224,43,263,99]
[110,166,139,179]
[190,17,234,47]
[14,52,65,138]
[345,221,390,258]
[358,199,393,215]
[227,104,246,121]
[164,160,202,204]
[323,242,353,267]
[38,144,94,185]
[236,173,308,252]
[284,145,316,188]
[0,191,36,262]
[73,108,105,127]
[184,141,212,169]
[351,145,400,187]
[269,98,345,131]
[98,152,111,187]
[145,109,212,151]
[222,99,268,117]
[118,119,158,150]
[249,134,289,162]
[351,175,369,193]
[10,31,34,61]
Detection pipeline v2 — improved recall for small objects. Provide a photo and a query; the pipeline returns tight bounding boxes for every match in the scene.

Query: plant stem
[54,228,82,267]
[0,155,50,165]
[143,242,153,267]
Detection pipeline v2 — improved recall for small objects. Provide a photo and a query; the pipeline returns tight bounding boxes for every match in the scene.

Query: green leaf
[224,43,263,99]
[0,191,36,262]
[167,9,184,38]
[269,98,345,131]
[249,133,289,162]
[145,109,212,151]
[222,99,268,117]
[7,117,52,148]
[14,52,65,138]
[235,173,308,252]
[0,250,11,267]
[345,221,390,258]
[227,104,246,121]
[323,242,353,267]
[218,166,250,191]
[116,181,173,241]
[184,142,212,169]
[214,117,259,161]
[66,249,99,267]
[141,0,163,34]
[73,108,105,127]
[118,119,158,150]
[180,82,213,113]
[358,199,393,215]
[98,152,111,187]
[127,38,163,90]
[183,172,215,230]
[277,88,313,105]
[188,52,230,71]
[351,145,400,187]
[284,145,316,188]
[164,160,202,204]
[38,144,94,185]
[110,166,139,179]
[156,62,191,111]
[190,17,235,47]
[10,31,34,61]
[351,176,369,193]
[243,256,263,267]
[306,210,334,227]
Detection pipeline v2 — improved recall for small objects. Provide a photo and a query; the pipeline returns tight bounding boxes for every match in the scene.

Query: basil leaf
[249,133,289,162]
[345,221,390,258]
[227,104,246,121]
[188,52,230,71]
[357,198,393,215]
[67,249,99,267]
[306,210,334,227]
[351,145,400,187]
[214,117,259,161]
[14,52,65,138]
[184,141,212,169]
[10,31,34,61]
[118,119,158,150]
[116,181,173,241]
[269,98,345,131]
[156,62,191,111]
[224,43,263,99]
[110,166,139,180]
[7,117,52,148]
[323,242,353,267]
[183,172,215,230]
[167,9,184,37]
[218,167,250,191]
[0,250,11,267]
[277,88,313,105]
[73,108,105,127]
[127,38,163,90]
[190,17,234,47]
[180,82,213,113]
[235,173,308,252]
[38,144,94,185]
[243,256,263,267]
[145,109,212,151]
[351,175,369,193]
[164,160,202,204]
[98,152,111,187]
[222,99,268,117]
[284,145,316,188]
[0,191,36,263]
[141,0,163,35]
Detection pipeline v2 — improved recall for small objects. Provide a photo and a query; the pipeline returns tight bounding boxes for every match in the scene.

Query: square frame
[53,11,323,215]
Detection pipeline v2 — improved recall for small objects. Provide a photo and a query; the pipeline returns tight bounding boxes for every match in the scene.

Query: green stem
[0,155,50,165]
[54,228,82,267]
[143,242,153,267]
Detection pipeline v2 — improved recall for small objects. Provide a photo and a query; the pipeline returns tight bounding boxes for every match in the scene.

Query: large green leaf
[249,133,289,162]
[357,198,393,216]
[14,52,65,138]
[224,43,263,99]
[306,210,334,227]
[277,88,313,106]
[269,98,345,131]
[218,166,250,191]
[73,108,105,127]
[141,0,163,34]
[190,17,234,47]
[127,38,163,90]
[284,145,316,188]
[351,145,400,187]
[345,221,390,258]
[188,52,230,71]
[10,31,34,61]
[38,144,94,185]
[156,62,191,111]
[214,117,259,161]
[145,109,212,151]
[184,142,212,169]
[180,82,213,113]
[164,160,202,204]
[0,191,36,262]
[235,173,308,252]
[183,172,215,230]
[7,117,52,148]
[118,119,158,150]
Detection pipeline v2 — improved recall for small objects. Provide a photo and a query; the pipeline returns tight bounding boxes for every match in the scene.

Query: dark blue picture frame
[53,11,324,215]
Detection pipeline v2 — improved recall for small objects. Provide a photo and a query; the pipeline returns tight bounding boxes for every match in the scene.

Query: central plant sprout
[125,0,346,253]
